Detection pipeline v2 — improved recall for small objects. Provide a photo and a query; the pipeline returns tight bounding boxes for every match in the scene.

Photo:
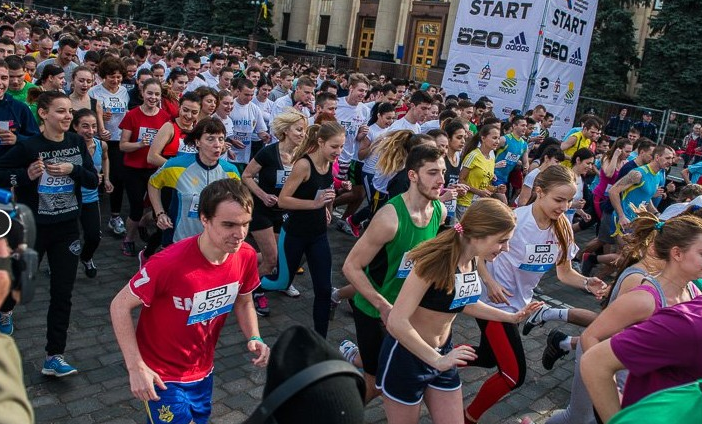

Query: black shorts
[375,334,460,405]
[349,160,364,186]
[250,204,284,233]
[351,298,386,377]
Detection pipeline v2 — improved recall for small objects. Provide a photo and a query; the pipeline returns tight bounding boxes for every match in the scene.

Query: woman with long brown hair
[379,199,541,424]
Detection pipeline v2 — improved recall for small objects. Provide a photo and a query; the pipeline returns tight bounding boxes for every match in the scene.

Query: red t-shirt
[118,107,170,169]
[161,98,179,120]
[129,236,260,383]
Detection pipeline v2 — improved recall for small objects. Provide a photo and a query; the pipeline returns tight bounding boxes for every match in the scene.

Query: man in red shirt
[110,179,269,424]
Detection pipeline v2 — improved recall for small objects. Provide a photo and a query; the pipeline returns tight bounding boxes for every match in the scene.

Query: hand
[260,132,271,144]
[512,301,544,323]
[45,162,74,176]
[618,216,631,230]
[579,211,591,222]
[439,188,457,203]
[260,193,278,207]
[27,159,45,181]
[0,129,17,145]
[478,189,493,198]
[128,362,167,401]
[247,339,270,368]
[486,282,512,305]
[326,207,332,225]
[653,187,664,198]
[495,160,507,169]
[666,181,676,193]
[496,184,507,194]
[378,302,392,326]
[313,189,335,208]
[156,213,173,230]
[229,137,246,149]
[104,179,114,193]
[585,277,608,300]
[356,125,369,141]
[573,199,586,210]
[99,129,111,141]
[434,344,477,372]
[452,183,468,196]
[103,110,113,122]
[340,180,352,192]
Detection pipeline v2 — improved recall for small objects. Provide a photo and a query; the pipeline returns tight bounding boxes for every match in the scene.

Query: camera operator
[0,235,34,423]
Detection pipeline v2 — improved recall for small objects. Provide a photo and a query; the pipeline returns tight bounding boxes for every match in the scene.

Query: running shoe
[522,304,548,336]
[336,218,357,237]
[283,284,301,298]
[339,339,359,364]
[345,216,361,238]
[329,287,341,321]
[81,259,97,278]
[42,355,78,377]
[121,240,137,257]
[108,216,126,235]
[253,293,270,317]
[542,329,569,370]
[0,311,13,335]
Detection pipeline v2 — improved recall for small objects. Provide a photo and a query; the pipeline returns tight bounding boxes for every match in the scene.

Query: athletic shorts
[145,374,213,424]
[375,335,460,405]
[597,211,616,245]
[349,160,364,186]
[350,299,386,377]
[250,204,284,233]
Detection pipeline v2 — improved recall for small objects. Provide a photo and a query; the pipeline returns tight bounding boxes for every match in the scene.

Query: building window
[282,13,291,40]
[318,15,331,45]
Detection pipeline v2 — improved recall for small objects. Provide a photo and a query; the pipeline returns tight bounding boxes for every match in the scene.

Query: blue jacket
[0,94,40,156]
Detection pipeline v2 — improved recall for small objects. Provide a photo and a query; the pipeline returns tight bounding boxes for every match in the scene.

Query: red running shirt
[118,107,170,168]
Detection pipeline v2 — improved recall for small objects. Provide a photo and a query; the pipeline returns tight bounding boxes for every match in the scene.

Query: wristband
[156,211,166,218]
[249,336,264,344]
[583,278,592,294]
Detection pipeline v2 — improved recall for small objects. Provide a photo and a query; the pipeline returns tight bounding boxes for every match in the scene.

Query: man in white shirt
[183,52,207,93]
[269,68,294,102]
[388,90,432,134]
[137,44,167,73]
[271,76,315,121]
[227,79,270,166]
[200,53,227,89]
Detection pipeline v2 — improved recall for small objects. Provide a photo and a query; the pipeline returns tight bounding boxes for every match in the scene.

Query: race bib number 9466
[187,282,239,325]
[519,244,557,272]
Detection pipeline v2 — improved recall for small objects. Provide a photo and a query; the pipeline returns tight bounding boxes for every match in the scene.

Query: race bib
[519,243,557,272]
[104,97,126,114]
[505,152,520,164]
[137,127,158,145]
[233,131,251,146]
[178,140,198,155]
[275,168,291,188]
[38,172,74,194]
[187,193,200,218]
[396,252,414,279]
[451,271,482,309]
[187,282,239,325]
[444,198,457,218]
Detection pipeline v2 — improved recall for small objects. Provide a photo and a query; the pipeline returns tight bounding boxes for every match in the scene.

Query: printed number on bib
[519,244,557,272]
[137,127,158,145]
[187,282,239,325]
[276,168,292,188]
[38,173,74,194]
[451,271,482,309]
[505,152,520,164]
[396,252,414,279]
[188,193,200,218]
[445,198,457,218]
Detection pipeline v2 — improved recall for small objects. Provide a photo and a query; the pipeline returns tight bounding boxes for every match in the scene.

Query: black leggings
[107,140,125,215]
[2,221,82,355]
[260,229,332,337]
[79,201,101,261]
[123,166,156,221]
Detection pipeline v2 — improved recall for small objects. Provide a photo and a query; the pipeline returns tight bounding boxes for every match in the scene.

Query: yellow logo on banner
[499,69,518,95]
[564,81,576,104]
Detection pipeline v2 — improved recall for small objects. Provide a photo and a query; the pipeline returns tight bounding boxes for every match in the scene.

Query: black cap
[263,326,365,424]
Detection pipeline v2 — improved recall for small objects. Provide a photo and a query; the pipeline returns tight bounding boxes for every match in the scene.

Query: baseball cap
[643,110,653,116]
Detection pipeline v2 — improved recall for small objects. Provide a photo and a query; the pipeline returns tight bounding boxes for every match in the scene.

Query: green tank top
[353,194,443,319]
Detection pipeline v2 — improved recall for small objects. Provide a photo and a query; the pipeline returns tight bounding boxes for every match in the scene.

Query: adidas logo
[505,32,530,52]
[569,48,583,66]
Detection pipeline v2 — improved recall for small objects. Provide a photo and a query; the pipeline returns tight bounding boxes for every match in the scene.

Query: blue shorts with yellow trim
[145,374,213,424]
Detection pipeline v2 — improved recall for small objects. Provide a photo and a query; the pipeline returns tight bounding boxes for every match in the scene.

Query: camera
[0,189,38,305]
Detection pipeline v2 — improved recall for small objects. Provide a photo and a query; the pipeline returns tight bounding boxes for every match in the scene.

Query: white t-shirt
[226,99,267,163]
[523,168,541,189]
[137,58,168,73]
[420,119,440,134]
[251,96,275,142]
[388,117,421,134]
[88,84,130,141]
[483,204,578,313]
[271,94,311,122]
[185,77,208,94]
[566,175,585,223]
[198,70,219,88]
[362,123,389,174]
[336,97,370,163]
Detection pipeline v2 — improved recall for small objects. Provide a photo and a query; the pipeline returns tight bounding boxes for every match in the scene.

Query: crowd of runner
[0,4,701,424]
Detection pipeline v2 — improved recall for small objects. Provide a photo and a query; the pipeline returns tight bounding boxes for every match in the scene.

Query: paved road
[13,202,603,423]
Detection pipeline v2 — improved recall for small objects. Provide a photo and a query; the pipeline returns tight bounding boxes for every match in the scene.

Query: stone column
[286,0,312,49]
[324,0,354,55]
[367,0,401,62]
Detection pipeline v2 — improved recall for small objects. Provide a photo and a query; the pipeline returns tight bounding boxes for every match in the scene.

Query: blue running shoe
[42,355,78,377]
[0,311,13,335]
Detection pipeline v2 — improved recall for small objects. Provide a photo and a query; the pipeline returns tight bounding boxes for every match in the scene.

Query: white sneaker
[339,339,359,364]
[283,284,301,298]
[108,216,126,235]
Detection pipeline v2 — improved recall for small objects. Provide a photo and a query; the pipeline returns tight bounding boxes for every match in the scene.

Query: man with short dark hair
[184,52,207,93]
[388,90,432,133]
[271,76,315,120]
[604,107,632,138]
[200,53,227,88]
[633,110,658,141]
[5,55,36,104]
[35,37,78,92]
[225,78,269,168]
[111,179,269,424]
[269,68,293,101]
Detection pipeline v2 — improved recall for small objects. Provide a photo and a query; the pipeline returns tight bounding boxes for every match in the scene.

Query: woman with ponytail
[259,121,345,338]
[463,165,607,424]
[581,212,702,422]
[379,199,541,423]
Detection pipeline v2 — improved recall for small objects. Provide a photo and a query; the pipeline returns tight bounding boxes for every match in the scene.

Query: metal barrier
[576,96,666,143]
